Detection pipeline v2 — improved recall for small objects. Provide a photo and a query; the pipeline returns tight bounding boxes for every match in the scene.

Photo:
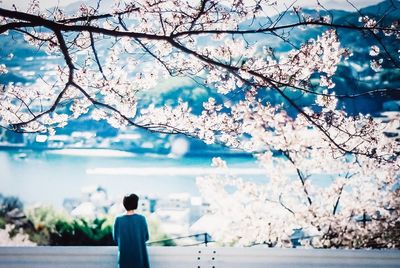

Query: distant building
[153,193,191,236]
[110,133,141,148]
[153,193,210,237]
[62,186,210,238]
[137,195,157,214]
[47,135,72,148]
[62,198,80,213]
[189,197,210,225]
[63,185,113,218]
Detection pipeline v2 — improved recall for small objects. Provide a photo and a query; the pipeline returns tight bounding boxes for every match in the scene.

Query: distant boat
[14,152,27,159]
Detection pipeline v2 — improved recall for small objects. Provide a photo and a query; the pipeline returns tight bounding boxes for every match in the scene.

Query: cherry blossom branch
[0,3,398,162]
[346,0,400,68]
[171,21,400,38]
[0,8,168,41]
[278,194,295,215]
[283,151,313,206]
[89,32,107,80]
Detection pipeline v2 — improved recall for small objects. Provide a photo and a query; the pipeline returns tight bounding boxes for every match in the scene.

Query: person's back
[113,194,150,268]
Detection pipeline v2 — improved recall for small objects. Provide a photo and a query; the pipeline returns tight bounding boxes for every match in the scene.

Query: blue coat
[113,214,150,268]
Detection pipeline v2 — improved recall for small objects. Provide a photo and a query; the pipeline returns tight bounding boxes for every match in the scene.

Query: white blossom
[369,45,380,56]
[0,0,398,249]
[370,59,383,72]
[0,64,8,74]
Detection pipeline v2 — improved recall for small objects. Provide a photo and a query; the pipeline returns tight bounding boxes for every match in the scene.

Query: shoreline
[0,144,255,158]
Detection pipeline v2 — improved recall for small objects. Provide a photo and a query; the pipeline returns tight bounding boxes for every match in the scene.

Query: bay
[0,149,264,207]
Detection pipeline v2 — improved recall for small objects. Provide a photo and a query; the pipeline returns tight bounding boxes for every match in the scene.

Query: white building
[153,193,210,237]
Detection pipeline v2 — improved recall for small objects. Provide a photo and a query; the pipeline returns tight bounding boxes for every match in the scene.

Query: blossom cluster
[0,0,399,248]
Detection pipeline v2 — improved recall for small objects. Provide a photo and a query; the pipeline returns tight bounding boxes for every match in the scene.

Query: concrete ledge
[0,247,399,268]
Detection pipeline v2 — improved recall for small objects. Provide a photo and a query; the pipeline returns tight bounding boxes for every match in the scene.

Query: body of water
[0,149,264,207]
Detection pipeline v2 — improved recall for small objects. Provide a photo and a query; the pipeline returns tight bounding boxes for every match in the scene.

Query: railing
[147,232,213,246]
[0,247,399,268]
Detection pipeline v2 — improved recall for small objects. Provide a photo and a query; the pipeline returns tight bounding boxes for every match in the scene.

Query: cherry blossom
[369,45,380,57]
[0,0,399,248]
[370,59,383,72]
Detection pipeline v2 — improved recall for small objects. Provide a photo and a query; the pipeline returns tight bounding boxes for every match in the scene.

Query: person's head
[123,193,139,211]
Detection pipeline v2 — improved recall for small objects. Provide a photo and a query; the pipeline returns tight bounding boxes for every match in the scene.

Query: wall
[0,247,399,268]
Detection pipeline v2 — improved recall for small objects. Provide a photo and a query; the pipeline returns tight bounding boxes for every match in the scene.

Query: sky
[0,0,384,12]
[1,0,78,9]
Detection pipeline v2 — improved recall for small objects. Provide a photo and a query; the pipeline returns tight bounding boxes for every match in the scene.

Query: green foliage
[27,206,114,245]
[50,218,114,246]
[26,206,71,245]
[0,217,5,229]
[5,200,177,246]
[27,206,70,230]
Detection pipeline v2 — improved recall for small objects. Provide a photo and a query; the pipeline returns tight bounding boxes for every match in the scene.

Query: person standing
[113,193,150,268]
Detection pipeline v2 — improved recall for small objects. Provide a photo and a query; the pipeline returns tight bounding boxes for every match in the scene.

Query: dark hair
[123,194,139,211]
